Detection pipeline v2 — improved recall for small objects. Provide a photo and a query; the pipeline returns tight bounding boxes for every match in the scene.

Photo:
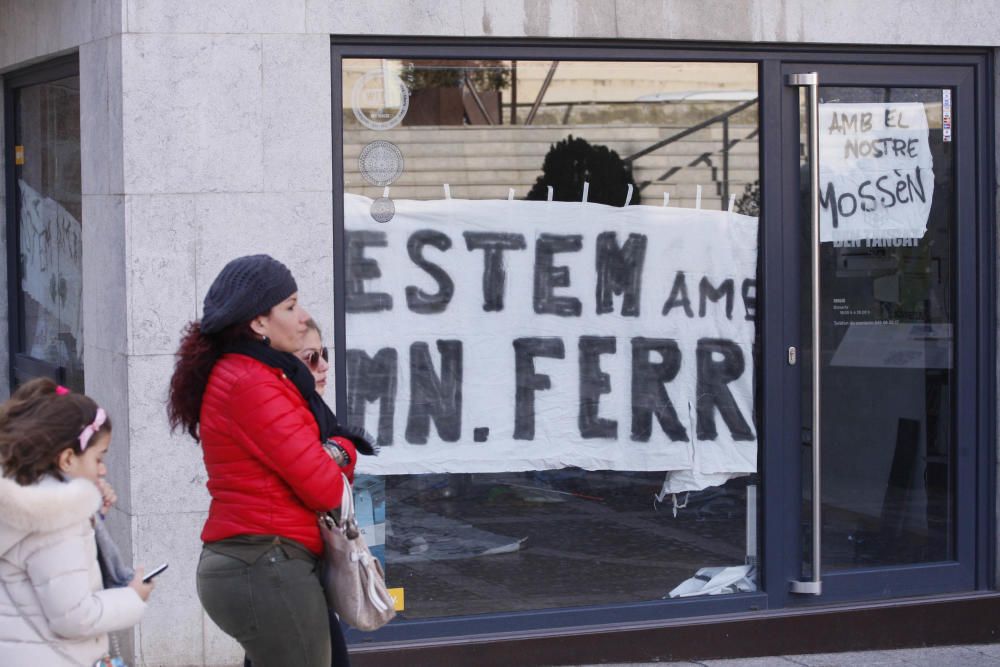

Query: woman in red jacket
[167,254,372,667]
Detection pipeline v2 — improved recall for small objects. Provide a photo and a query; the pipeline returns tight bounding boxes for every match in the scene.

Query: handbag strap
[339,473,362,540]
[321,473,359,538]
[338,473,355,523]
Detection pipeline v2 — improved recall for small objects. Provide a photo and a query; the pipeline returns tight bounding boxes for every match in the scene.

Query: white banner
[819,102,934,242]
[344,194,758,485]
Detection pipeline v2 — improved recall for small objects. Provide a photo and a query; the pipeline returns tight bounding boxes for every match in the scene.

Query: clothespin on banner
[508,188,515,201]
[546,185,554,202]
[581,181,590,204]
[443,184,451,199]
[672,492,690,518]
[695,185,703,210]
[653,482,690,519]
[663,192,670,207]
[624,183,633,207]
[728,194,736,212]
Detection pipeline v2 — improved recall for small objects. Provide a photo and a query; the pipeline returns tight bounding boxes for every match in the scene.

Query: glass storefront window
[11,74,83,389]
[340,58,761,619]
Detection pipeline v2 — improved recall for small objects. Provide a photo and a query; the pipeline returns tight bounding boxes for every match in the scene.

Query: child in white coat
[0,378,154,667]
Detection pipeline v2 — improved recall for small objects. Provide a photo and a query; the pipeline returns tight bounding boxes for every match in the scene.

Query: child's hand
[96,479,117,516]
[129,569,155,602]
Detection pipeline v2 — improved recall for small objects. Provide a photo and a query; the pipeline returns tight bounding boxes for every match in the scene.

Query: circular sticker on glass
[370,197,395,224]
[352,70,410,131]
[358,140,404,186]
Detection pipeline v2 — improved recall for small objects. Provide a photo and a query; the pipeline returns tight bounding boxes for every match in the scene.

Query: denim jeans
[197,545,331,667]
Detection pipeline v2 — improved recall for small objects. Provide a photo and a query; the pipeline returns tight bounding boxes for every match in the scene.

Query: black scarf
[226,340,375,456]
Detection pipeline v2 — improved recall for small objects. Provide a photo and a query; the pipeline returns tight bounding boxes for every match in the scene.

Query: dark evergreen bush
[525,135,639,207]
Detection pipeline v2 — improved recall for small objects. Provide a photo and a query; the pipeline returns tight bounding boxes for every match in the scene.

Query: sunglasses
[302,347,329,370]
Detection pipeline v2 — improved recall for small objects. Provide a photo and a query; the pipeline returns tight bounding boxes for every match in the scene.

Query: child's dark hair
[0,378,112,485]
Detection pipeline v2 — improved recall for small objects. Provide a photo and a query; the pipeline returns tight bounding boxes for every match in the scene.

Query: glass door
[781,63,978,602]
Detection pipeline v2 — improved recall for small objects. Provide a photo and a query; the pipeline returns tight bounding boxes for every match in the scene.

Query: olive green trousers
[196,545,331,667]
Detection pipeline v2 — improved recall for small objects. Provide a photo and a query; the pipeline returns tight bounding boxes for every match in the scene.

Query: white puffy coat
[0,476,146,666]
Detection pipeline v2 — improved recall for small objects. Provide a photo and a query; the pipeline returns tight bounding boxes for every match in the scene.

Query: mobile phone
[142,563,168,583]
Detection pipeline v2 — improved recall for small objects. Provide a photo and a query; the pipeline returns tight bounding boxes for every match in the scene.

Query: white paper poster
[344,194,758,487]
[819,102,934,242]
[18,180,83,364]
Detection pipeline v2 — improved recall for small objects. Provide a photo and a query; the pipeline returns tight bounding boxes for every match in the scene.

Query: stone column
[116,19,334,664]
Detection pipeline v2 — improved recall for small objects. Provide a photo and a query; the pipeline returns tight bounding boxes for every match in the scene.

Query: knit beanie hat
[200,254,298,335]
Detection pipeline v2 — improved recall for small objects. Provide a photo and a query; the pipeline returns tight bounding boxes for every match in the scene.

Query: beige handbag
[319,473,396,632]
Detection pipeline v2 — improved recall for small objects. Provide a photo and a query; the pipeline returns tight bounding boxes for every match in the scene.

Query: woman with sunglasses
[289,318,351,667]
[297,319,329,396]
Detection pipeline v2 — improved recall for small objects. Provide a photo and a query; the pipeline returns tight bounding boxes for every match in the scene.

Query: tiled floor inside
[383,470,754,619]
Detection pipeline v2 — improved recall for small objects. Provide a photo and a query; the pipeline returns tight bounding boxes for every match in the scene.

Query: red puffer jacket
[198,354,356,555]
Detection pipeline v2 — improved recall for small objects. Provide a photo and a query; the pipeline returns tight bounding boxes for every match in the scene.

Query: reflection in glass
[14,76,84,389]
[344,60,759,211]
[342,59,761,618]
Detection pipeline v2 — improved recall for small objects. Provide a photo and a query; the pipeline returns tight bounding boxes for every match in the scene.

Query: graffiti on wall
[18,179,83,367]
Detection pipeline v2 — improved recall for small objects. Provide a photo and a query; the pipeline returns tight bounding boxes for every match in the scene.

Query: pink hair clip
[79,408,107,451]
[55,385,70,396]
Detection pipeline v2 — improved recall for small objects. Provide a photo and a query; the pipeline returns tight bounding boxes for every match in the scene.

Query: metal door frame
[774,61,989,607]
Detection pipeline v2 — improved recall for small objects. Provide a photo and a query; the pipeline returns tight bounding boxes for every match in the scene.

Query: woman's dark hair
[305,318,322,337]
[167,320,255,441]
[0,378,113,485]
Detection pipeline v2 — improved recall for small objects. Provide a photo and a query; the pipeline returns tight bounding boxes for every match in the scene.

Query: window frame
[330,37,994,647]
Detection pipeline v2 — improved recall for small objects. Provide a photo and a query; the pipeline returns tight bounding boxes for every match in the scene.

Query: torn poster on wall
[819,102,934,243]
[344,194,758,492]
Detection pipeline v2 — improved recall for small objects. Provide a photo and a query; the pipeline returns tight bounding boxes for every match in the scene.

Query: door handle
[788,71,822,595]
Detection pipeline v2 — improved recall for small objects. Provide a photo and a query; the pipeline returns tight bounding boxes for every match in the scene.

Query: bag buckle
[344,517,361,540]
